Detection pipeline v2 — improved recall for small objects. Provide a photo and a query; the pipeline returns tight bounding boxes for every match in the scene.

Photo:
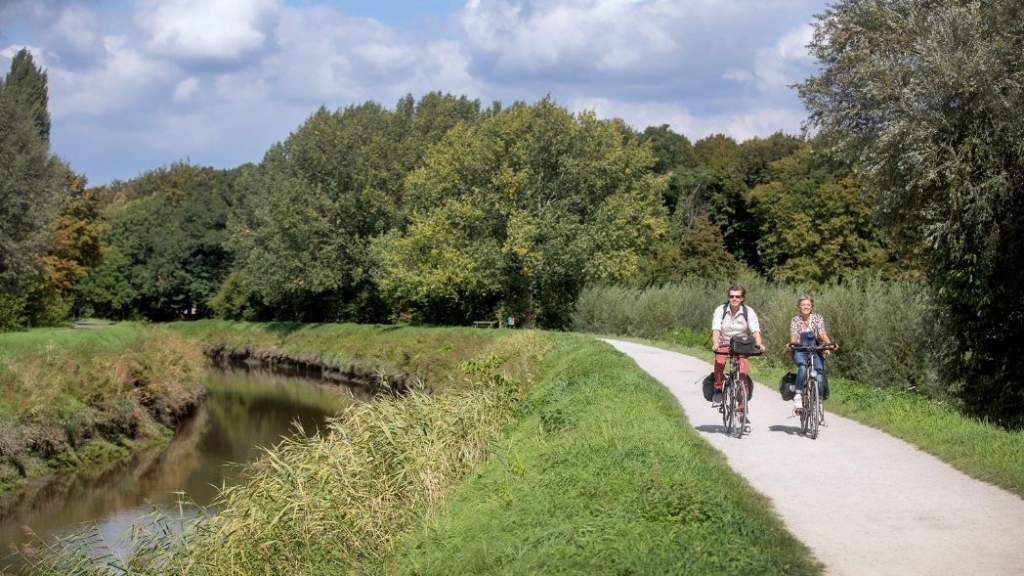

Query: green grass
[389,335,821,575]
[22,324,823,575]
[17,322,1023,575]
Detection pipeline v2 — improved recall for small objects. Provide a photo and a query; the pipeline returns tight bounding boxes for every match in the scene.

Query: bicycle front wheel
[807,377,820,439]
[736,374,749,438]
[723,376,737,436]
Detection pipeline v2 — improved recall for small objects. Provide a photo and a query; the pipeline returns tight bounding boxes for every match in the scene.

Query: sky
[0,0,830,187]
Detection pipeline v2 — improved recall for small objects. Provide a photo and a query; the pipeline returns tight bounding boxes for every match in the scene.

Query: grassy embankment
[17,316,1023,574]
[24,320,822,575]
[0,322,206,495]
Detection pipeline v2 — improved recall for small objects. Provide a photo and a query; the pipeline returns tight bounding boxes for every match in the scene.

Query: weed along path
[602,339,1024,576]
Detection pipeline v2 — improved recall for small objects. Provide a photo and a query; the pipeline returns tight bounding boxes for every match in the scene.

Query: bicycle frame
[714,349,761,438]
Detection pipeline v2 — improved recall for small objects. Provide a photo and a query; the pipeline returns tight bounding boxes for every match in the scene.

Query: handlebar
[788,342,838,353]
[714,349,764,357]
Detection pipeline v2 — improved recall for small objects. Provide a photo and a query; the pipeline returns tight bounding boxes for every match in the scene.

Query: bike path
[602,339,1024,576]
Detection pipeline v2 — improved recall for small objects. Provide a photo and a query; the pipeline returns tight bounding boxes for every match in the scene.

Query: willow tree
[798,0,1024,426]
[372,98,668,328]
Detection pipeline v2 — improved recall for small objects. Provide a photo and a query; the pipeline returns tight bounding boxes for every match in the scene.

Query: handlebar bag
[729,334,757,356]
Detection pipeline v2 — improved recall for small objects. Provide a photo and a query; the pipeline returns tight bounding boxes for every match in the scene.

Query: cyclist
[786,294,836,411]
[710,285,765,425]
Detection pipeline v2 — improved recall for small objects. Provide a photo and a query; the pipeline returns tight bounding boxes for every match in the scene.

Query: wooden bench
[472,320,498,328]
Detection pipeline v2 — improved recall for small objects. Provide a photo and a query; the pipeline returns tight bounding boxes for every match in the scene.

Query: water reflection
[0,366,363,572]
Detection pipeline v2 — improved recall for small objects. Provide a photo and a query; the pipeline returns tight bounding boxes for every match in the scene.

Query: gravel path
[603,339,1024,576]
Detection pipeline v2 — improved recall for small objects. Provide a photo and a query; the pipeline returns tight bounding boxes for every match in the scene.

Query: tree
[748,144,886,285]
[3,48,50,143]
[374,98,669,328]
[0,54,64,329]
[78,164,234,320]
[639,124,695,213]
[798,0,1024,426]
[25,169,109,324]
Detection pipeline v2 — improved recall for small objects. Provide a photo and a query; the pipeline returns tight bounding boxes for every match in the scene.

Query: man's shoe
[742,415,752,432]
[712,392,722,406]
[793,392,802,411]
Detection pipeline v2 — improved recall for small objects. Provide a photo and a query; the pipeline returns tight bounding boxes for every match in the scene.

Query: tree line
[1,0,1021,427]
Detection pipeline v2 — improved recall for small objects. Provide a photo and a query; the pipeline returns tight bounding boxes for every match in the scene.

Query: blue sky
[0,0,829,186]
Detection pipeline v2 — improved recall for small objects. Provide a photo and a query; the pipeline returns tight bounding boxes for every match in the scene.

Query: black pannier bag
[779,372,797,401]
[701,373,716,401]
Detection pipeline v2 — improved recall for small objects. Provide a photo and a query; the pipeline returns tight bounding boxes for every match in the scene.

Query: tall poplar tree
[4,48,50,143]
[0,49,64,328]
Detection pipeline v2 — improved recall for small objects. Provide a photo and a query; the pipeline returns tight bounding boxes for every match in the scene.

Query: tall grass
[0,324,206,491]
[572,278,940,396]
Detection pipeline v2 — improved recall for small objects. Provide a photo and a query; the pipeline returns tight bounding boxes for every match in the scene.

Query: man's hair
[728,285,746,297]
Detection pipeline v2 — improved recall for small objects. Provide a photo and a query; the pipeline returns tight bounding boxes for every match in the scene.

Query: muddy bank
[199,342,417,395]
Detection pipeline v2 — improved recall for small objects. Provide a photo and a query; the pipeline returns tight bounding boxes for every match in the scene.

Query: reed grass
[572,278,940,395]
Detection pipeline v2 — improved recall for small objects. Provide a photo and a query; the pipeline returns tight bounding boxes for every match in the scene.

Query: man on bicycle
[710,285,766,411]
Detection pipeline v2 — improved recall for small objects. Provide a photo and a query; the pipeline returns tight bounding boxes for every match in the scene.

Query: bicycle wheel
[736,373,749,438]
[722,375,737,436]
[807,377,820,439]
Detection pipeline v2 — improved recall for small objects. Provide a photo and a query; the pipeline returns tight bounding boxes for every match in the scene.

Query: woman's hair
[797,294,814,308]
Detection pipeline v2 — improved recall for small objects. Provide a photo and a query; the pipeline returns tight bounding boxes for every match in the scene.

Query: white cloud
[569,96,805,141]
[49,5,101,57]
[3,0,829,185]
[135,0,281,61]
[752,23,815,93]
[172,76,201,102]
[48,34,178,118]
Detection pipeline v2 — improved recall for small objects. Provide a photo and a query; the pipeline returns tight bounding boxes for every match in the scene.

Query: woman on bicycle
[787,294,835,411]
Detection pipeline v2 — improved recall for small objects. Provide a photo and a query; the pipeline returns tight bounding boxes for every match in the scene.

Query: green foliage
[25,170,110,325]
[375,98,669,328]
[0,57,64,296]
[225,95,482,323]
[3,48,50,143]
[798,0,1024,426]
[77,164,234,321]
[748,144,887,285]
[0,292,27,331]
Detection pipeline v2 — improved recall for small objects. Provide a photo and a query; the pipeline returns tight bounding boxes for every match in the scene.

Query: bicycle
[714,348,762,438]
[788,342,837,439]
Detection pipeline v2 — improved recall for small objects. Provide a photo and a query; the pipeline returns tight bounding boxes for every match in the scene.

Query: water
[0,365,365,573]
